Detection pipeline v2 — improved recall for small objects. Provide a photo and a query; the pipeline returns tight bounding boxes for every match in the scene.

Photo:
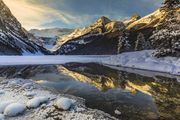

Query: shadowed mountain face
[0,0,50,55]
[0,63,179,120]
[55,1,180,57]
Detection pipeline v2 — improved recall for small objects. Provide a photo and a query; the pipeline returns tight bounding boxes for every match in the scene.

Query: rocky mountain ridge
[0,0,49,55]
[54,16,126,55]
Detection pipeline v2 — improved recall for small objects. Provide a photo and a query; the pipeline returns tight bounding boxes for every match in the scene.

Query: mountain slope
[127,4,180,57]
[55,1,179,57]
[54,16,126,55]
[29,28,74,38]
[0,0,49,55]
[29,28,74,50]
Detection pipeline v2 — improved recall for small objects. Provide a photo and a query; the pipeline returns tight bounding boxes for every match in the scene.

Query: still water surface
[0,63,179,120]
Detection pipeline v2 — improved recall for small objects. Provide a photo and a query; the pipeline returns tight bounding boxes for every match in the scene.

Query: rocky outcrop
[123,15,141,27]
[0,0,49,55]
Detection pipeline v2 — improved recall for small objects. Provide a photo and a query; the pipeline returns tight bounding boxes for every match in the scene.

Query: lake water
[0,63,179,120]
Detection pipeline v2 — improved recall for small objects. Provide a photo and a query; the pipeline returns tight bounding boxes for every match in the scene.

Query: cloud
[3,0,86,29]
[3,0,164,30]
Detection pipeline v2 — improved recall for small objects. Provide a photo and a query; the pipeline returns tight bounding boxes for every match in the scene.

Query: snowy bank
[103,50,180,75]
[0,79,116,120]
[0,50,179,75]
[0,55,107,66]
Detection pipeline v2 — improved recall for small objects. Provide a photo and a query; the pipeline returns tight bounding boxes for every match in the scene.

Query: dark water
[0,63,179,120]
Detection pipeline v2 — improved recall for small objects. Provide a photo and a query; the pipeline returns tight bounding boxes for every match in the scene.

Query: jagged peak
[130,15,141,21]
[123,15,141,27]
[96,16,111,25]
[0,0,27,38]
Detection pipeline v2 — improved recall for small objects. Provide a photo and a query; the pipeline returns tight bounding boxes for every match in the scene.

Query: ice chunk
[56,98,73,110]
[4,103,26,117]
[0,101,14,113]
[26,97,49,108]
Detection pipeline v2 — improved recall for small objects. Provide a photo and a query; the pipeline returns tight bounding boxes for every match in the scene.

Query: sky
[3,0,164,30]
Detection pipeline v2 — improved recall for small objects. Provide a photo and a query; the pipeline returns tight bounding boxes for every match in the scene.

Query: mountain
[127,1,180,57]
[55,1,180,57]
[29,28,74,38]
[0,0,49,55]
[54,16,126,55]
[29,28,74,50]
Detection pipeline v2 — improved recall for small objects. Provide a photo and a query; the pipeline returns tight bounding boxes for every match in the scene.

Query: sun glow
[3,0,77,30]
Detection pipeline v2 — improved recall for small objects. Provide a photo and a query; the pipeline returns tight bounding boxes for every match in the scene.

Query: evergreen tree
[135,33,150,51]
[117,35,130,54]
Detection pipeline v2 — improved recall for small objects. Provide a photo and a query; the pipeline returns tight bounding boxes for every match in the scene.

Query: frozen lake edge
[0,50,179,75]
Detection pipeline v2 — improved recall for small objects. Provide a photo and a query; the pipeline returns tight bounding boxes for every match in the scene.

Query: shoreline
[0,78,117,120]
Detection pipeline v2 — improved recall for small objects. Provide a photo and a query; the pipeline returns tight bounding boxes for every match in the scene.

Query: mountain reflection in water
[0,63,179,120]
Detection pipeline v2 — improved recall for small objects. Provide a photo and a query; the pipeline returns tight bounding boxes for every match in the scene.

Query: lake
[0,63,179,120]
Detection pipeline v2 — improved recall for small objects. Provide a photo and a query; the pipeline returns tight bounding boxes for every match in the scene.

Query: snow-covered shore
[103,50,180,75]
[0,50,179,75]
[0,78,116,120]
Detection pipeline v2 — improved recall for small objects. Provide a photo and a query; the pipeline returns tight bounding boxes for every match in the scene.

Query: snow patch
[103,50,180,75]
[27,97,49,108]
[56,98,73,110]
[0,101,14,113]
[23,92,36,97]
[4,103,26,117]
[114,110,121,115]
[0,79,116,120]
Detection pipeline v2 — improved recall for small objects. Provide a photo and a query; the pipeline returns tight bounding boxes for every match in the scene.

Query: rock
[105,21,125,32]
[4,103,26,117]
[56,98,73,110]
[124,15,141,26]
[114,109,121,115]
